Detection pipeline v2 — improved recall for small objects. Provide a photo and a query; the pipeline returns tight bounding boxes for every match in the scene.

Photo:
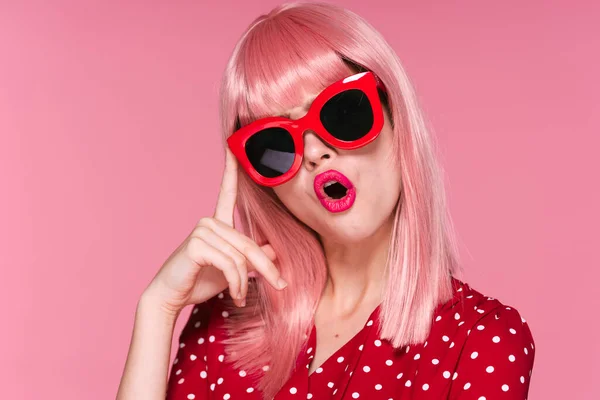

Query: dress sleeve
[448,305,536,400]
[165,298,216,400]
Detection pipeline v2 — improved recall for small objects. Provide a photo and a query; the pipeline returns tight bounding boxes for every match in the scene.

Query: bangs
[234,16,355,127]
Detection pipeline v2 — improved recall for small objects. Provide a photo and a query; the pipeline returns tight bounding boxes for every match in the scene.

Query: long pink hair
[217,2,463,398]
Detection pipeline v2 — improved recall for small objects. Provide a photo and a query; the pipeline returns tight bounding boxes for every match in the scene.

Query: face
[271,89,402,245]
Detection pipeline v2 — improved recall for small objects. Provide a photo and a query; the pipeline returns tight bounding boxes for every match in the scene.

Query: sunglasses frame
[227,71,387,187]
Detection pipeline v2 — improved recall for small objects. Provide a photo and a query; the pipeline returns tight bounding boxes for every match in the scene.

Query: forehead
[275,93,319,118]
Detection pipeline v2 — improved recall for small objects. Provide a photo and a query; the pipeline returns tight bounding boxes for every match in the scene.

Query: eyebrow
[276,94,318,118]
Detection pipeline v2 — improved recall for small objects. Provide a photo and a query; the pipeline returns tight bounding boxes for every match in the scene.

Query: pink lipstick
[313,169,356,213]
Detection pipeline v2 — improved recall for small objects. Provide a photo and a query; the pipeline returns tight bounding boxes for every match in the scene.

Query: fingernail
[237,291,243,300]
[240,298,246,307]
[277,278,288,289]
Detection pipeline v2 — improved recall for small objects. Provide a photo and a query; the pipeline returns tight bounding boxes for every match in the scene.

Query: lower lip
[318,187,356,213]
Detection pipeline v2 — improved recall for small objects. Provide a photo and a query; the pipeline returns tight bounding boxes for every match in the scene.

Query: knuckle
[186,236,205,259]
[197,217,216,229]
[233,255,247,271]
[193,226,210,239]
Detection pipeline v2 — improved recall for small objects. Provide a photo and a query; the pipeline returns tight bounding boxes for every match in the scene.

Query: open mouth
[323,181,349,199]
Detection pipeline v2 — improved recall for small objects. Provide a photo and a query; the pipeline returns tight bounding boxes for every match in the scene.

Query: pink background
[1,0,598,398]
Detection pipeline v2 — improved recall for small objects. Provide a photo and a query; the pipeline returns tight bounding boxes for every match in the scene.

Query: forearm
[116,291,179,400]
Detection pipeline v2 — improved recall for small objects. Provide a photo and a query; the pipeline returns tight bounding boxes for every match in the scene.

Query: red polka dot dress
[166,277,535,399]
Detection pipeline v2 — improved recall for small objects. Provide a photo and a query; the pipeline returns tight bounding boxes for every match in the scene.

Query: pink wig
[217,2,463,398]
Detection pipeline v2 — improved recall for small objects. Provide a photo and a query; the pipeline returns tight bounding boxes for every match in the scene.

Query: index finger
[213,146,239,226]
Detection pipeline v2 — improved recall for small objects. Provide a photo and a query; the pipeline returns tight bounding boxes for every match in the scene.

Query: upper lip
[313,169,354,200]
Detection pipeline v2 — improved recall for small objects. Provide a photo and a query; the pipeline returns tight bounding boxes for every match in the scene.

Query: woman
[117,2,535,399]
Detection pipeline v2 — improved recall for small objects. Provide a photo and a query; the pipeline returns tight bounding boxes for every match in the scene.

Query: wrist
[138,287,181,324]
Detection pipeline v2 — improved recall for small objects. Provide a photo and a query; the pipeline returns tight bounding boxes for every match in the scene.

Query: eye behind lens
[320,89,374,141]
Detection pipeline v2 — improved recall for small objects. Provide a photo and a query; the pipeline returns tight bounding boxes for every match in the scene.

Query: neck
[318,214,394,317]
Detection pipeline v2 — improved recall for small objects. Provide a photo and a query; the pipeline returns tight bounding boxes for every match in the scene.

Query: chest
[307,312,373,375]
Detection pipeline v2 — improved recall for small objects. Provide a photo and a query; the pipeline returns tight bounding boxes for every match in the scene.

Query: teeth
[323,181,337,188]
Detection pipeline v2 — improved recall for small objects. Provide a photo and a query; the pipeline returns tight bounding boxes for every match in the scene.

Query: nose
[302,130,335,172]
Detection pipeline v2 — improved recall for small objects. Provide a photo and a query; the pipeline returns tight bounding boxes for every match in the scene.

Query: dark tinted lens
[320,89,374,141]
[244,127,295,178]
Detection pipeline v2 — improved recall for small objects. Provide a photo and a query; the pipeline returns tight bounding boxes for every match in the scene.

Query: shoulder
[438,278,536,397]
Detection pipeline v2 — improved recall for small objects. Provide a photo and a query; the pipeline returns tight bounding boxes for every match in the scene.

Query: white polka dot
[217,377,224,385]
[180,343,186,348]
[478,397,487,400]
[374,339,382,347]
[502,384,509,391]
[471,351,478,359]
[522,316,526,323]
[218,355,225,362]
[352,393,360,398]
[200,371,207,379]
[333,389,338,395]
[187,395,195,400]
[477,325,485,331]
[492,336,501,343]
[486,366,494,373]
[307,347,313,354]
[239,370,247,377]
[449,341,455,348]
[509,354,516,362]
[385,359,393,366]
[432,358,439,365]
[246,387,254,393]
[316,367,323,373]
[174,358,179,364]
[367,320,374,326]
[414,353,420,360]
[467,329,471,335]
[375,384,382,390]
[435,315,442,321]
[396,372,403,379]
[467,294,473,298]
[178,378,185,384]
[190,354,197,361]
[520,376,525,383]
[290,387,297,394]
[262,365,269,371]
[210,383,215,391]
[453,372,458,380]
[458,321,465,326]
[509,328,516,334]
[359,344,364,351]
[524,347,529,355]
[307,394,312,399]
[327,382,334,388]
[422,383,429,390]
[222,311,229,318]
[176,369,182,375]
[455,312,461,320]
[223,395,230,400]
[209,335,215,342]
[477,308,485,314]
[363,366,371,373]
[442,335,450,342]
[337,356,344,363]
[198,338,204,344]
[443,371,451,379]
[405,380,412,387]
[464,382,471,390]
[194,321,201,328]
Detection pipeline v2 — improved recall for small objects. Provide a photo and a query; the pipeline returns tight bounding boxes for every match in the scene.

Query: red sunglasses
[227,71,387,187]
